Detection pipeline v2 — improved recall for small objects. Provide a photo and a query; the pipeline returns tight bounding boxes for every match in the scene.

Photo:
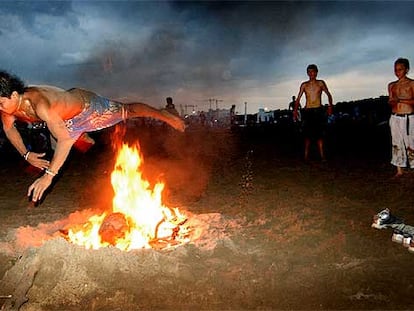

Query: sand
[1,122,414,310]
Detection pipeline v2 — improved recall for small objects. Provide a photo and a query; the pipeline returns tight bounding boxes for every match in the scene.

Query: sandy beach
[1,121,414,310]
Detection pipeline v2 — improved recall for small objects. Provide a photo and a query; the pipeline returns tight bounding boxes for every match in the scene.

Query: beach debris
[0,295,12,299]
[372,209,414,253]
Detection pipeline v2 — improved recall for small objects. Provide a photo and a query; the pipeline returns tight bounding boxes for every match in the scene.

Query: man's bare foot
[161,109,186,132]
[81,133,96,145]
[391,169,404,179]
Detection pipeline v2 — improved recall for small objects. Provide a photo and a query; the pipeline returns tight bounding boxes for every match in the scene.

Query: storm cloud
[0,1,413,113]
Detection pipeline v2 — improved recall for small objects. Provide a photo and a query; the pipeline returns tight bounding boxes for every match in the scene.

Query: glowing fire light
[67,143,189,251]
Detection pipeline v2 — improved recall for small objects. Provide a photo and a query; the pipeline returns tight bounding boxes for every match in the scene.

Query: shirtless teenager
[388,58,414,177]
[0,71,185,202]
[293,64,333,162]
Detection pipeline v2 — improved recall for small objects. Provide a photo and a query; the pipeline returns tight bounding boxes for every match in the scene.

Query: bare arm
[399,82,414,105]
[398,99,414,105]
[37,107,76,175]
[1,113,49,169]
[294,83,305,111]
[2,113,27,156]
[27,101,76,202]
[321,81,333,106]
[388,82,399,107]
[321,81,333,114]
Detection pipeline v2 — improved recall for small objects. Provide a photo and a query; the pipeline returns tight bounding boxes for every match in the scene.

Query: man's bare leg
[317,139,326,161]
[395,166,404,177]
[50,135,57,150]
[126,103,185,132]
[74,133,95,153]
[304,139,310,162]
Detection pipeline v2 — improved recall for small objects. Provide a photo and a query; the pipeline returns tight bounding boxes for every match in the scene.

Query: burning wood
[62,143,191,251]
[98,212,129,246]
[148,212,189,249]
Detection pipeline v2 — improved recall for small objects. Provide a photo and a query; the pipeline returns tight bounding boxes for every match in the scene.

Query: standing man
[288,96,296,110]
[388,58,414,177]
[0,70,185,202]
[289,95,301,123]
[293,64,333,162]
[165,97,180,117]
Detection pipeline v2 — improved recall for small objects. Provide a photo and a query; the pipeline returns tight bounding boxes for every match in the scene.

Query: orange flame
[67,143,188,250]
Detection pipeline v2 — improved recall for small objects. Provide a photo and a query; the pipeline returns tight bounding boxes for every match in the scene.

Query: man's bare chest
[393,81,414,99]
[14,99,40,122]
[304,82,322,94]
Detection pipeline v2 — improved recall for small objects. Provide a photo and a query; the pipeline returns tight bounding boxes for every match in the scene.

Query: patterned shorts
[65,89,125,140]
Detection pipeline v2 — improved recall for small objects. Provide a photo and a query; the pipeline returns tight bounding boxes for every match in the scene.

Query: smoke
[2,1,414,111]
[69,1,303,103]
[113,123,238,205]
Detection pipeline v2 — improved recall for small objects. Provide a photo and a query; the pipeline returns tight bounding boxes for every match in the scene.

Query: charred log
[98,213,129,246]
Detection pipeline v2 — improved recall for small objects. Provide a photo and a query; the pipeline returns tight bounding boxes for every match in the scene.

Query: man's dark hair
[307,64,318,72]
[0,70,25,98]
[395,58,410,71]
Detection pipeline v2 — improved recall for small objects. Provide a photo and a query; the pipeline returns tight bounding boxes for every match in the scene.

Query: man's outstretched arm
[27,105,76,202]
[1,113,50,169]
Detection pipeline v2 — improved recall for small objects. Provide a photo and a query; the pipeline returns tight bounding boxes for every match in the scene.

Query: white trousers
[390,114,414,168]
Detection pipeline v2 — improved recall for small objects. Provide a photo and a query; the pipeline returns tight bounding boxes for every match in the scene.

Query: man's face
[307,69,318,79]
[394,63,408,80]
[0,95,18,115]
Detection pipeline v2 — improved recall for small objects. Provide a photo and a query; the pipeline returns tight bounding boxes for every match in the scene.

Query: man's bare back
[17,87,90,123]
[0,71,185,203]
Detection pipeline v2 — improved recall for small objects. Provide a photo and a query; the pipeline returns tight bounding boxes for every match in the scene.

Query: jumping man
[0,71,185,202]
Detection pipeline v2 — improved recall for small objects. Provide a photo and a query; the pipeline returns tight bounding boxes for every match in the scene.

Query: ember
[66,143,190,250]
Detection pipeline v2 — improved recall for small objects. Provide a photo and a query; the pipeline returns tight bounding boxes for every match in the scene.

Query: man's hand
[27,174,53,202]
[327,105,333,116]
[26,152,50,170]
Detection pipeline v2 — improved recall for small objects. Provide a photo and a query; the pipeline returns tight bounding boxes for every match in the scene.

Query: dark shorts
[302,107,326,140]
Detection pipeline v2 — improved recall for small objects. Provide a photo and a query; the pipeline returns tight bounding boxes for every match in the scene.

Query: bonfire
[65,143,190,251]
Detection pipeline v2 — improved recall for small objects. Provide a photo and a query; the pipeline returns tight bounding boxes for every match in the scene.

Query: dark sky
[0,1,413,113]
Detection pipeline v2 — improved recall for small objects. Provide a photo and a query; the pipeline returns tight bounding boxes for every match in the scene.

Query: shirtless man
[388,58,414,177]
[0,70,185,202]
[293,64,333,162]
[165,97,179,117]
